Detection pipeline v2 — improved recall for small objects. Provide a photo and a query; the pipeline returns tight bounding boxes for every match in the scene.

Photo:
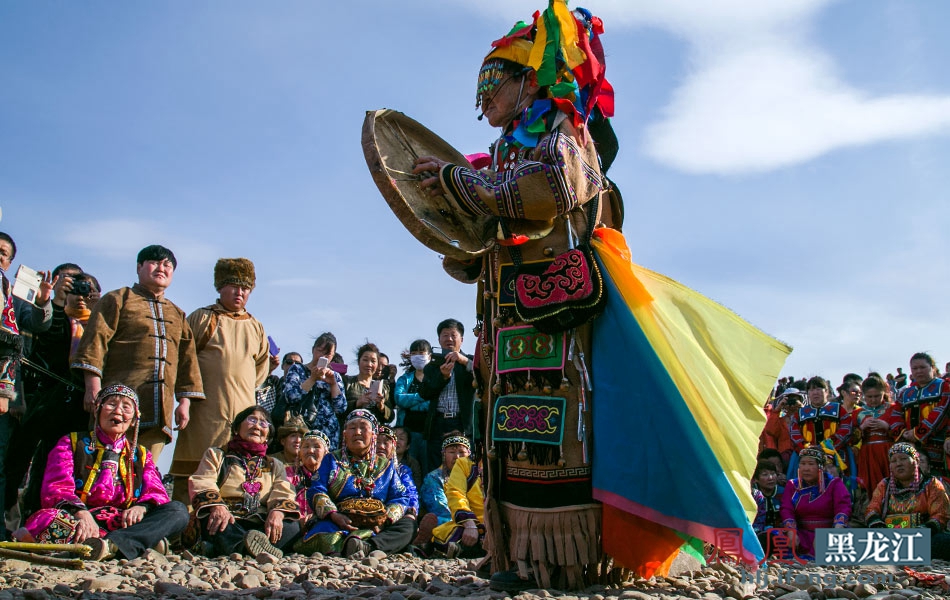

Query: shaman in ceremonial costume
[414,2,619,590]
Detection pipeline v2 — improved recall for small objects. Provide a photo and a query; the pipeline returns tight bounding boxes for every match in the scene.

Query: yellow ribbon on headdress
[819,438,847,472]
[528,0,587,85]
[486,38,534,67]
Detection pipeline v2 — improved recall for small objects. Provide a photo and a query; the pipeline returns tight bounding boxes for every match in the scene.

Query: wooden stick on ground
[0,547,85,569]
[0,541,91,557]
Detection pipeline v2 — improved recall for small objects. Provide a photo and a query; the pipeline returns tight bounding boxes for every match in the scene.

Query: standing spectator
[854,375,893,492]
[419,319,475,471]
[0,232,53,540]
[7,268,100,522]
[837,376,863,412]
[169,258,270,503]
[395,339,431,469]
[277,333,347,448]
[759,387,801,468]
[889,352,950,480]
[71,245,204,460]
[281,352,303,375]
[344,342,393,425]
[895,367,908,390]
[788,376,854,479]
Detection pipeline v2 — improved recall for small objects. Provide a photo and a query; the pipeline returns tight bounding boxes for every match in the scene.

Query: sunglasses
[284,359,302,366]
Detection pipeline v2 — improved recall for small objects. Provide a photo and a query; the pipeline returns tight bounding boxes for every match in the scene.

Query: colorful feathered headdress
[477,1,614,129]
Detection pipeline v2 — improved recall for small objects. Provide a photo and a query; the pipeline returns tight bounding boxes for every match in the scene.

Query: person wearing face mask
[7,268,103,525]
[395,339,432,470]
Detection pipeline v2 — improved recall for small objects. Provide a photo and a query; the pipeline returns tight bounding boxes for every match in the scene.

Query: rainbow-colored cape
[590,228,791,575]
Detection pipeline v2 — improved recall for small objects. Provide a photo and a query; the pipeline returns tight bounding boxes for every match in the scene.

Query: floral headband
[96,384,139,415]
[442,435,471,452]
[303,429,331,449]
[346,408,378,432]
[889,442,919,461]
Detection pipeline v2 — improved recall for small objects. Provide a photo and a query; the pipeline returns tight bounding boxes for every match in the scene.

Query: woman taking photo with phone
[277,332,346,449]
[344,342,394,425]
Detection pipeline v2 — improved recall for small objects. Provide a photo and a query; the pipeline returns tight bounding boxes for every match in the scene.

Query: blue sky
[3,0,950,393]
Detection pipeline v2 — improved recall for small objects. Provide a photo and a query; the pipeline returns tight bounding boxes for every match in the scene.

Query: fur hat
[277,414,309,441]
[214,258,256,290]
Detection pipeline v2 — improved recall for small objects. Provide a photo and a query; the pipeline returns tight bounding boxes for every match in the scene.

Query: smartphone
[267,336,280,356]
[369,380,382,396]
[11,265,42,304]
[316,356,329,369]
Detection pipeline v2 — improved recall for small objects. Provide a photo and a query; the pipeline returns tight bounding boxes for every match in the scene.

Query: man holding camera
[169,258,270,503]
[72,245,204,460]
[6,264,101,523]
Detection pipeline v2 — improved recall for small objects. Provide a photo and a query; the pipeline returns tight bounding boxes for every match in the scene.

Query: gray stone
[835,590,859,600]
[22,590,49,600]
[52,584,73,597]
[369,550,387,560]
[154,580,191,596]
[363,557,381,569]
[854,584,878,598]
[82,574,124,592]
[668,552,704,578]
[237,573,263,589]
[775,592,812,600]
[726,582,758,600]
[390,593,408,600]
[620,592,654,600]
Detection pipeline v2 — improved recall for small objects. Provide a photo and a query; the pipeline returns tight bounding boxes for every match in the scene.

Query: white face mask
[410,354,429,370]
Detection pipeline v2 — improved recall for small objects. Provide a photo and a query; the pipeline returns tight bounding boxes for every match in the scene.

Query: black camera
[71,279,92,297]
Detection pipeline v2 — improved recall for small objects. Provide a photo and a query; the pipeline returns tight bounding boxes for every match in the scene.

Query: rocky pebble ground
[0,550,947,600]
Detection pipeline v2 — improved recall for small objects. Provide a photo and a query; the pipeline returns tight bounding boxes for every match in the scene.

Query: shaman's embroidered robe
[888,378,950,476]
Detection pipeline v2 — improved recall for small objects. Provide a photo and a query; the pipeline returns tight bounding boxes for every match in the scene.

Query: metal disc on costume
[362,109,493,260]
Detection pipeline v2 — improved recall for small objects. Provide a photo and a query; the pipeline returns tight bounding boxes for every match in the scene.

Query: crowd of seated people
[755,352,950,560]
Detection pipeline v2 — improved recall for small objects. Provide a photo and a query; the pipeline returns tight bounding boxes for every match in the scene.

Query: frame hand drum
[362,109,494,260]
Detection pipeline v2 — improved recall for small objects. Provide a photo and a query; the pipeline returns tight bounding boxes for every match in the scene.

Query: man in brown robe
[72,245,204,459]
[169,258,270,502]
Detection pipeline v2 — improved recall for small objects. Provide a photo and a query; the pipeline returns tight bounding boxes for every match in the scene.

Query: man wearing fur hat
[169,258,270,503]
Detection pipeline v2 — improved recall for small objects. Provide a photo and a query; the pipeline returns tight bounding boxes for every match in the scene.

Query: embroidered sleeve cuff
[57,500,87,514]
[192,489,225,515]
[782,519,797,530]
[70,362,102,376]
[833,513,849,526]
[311,494,336,520]
[453,510,477,524]
[176,391,205,400]
[268,499,300,518]
[440,164,495,216]
[866,516,885,528]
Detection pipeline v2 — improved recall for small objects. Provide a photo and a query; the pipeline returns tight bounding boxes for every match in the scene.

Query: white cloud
[465,0,950,174]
